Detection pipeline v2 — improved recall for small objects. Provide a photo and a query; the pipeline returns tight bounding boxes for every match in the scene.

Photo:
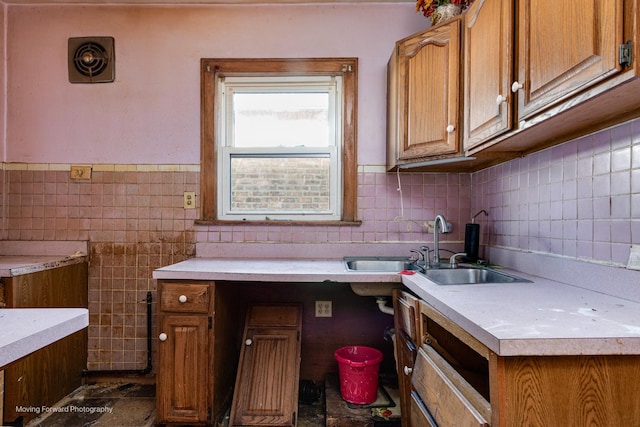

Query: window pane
[233,93,330,148]
[230,157,330,212]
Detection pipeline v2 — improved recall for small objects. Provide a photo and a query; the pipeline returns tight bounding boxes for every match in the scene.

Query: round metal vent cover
[68,37,115,83]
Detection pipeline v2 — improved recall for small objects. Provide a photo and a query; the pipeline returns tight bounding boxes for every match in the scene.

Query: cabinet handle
[245,339,253,346]
[403,366,413,375]
[511,81,524,92]
[159,333,168,342]
[496,94,507,105]
[446,124,455,134]
[178,295,187,303]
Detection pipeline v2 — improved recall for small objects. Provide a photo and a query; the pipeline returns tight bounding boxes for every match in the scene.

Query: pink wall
[6,4,426,165]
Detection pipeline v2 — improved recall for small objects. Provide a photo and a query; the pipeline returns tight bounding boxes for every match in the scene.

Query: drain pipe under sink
[376,297,394,315]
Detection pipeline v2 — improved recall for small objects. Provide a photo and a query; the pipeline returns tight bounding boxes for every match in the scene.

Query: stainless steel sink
[343,256,418,272]
[420,267,531,285]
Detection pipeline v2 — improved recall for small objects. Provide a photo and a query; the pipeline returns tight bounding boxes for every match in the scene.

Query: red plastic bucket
[334,346,383,404]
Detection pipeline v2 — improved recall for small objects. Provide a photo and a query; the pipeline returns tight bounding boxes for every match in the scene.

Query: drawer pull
[159,333,168,342]
[178,295,188,303]
[404,365,413,375]
[245,339,253,346]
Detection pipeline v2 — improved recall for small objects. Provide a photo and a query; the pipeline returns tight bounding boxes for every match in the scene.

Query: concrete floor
[23,381,326,427]
[23,378,397,426]
[25,382,156,427]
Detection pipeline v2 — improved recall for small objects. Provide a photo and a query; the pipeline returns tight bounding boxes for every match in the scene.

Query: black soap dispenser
[464,210,488,262]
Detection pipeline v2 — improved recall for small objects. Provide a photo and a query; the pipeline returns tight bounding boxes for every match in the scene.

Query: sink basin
[420,268,531,285]
[344,256,418,272]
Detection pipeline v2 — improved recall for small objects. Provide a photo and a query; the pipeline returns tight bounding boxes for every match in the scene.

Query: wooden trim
[200,58,359,223]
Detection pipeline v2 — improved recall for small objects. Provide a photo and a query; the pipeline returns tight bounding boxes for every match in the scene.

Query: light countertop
[402,270,640,356]
[0,254,87,277]
[153,258,404,283]
[154,257,640,357]
[0,308,89,368]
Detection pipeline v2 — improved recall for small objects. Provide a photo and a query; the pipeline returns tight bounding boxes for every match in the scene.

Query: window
[200,58,358,223]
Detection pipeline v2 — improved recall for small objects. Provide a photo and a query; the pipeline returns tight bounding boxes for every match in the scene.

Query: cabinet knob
[178,295,187,303]
[245,339,253,346]
[511,81,524,92]
[403,366,413,375]
[496,94,507,105]
[446,124,455,134]
[159,333,168,342]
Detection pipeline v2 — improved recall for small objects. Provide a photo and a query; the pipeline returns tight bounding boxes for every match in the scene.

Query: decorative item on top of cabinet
[416,1,474,26]
[387,18,462,171]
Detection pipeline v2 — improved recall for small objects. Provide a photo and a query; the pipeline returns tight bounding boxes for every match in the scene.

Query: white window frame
[216,75,344,221]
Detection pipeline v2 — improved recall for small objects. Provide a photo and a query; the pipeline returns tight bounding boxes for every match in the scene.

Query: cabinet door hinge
[208,317,212,329]
[619,40,632,67]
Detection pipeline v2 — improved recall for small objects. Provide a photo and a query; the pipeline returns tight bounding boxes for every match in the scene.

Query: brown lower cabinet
[157,281,216,425]
[1,261,88,426]
[156,282,287,426]
[394,290,640,427]
[157,280,396,426]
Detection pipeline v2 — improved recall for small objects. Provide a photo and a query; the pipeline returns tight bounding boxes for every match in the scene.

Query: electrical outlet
[183,191,196,209]
[70,165,92,180]
[315,301,332,317]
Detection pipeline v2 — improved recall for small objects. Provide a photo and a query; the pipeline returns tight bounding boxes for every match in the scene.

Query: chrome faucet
[449,252,467,268]
[433,214,451,264]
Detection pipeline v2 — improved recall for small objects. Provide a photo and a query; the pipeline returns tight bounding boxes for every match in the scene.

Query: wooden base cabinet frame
[416,299,640,427]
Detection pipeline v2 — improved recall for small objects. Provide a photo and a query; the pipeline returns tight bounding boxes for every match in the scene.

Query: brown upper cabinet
[514,0,623,122]
[462,0,514,149]
[389,0,640,172]
[387,18,462,170]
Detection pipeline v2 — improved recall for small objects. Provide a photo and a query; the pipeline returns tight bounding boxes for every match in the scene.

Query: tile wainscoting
[1,116,638,369]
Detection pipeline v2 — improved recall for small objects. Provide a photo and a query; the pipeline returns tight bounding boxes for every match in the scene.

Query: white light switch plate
[627,245,640,271]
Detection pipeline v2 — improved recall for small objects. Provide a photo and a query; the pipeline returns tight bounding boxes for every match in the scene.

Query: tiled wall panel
[2,118,639,368]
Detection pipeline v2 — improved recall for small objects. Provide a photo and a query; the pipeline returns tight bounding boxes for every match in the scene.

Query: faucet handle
[449,253,467,268]
[409,249,424,262]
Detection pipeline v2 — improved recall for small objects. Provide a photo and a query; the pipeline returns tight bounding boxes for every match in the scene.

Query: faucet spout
[433,214,450,264]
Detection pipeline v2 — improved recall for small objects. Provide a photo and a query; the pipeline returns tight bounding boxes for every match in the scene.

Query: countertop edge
[0,308,89,368]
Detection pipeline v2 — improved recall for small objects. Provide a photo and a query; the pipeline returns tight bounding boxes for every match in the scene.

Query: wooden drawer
[412,345,490,427]
[160,282,210,313]
[410,391,437,427]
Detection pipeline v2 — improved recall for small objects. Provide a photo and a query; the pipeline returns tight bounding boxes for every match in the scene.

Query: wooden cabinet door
[393,290,420,427]
[394,19,461,162]
[515,0,624,121]
[231,328,301,426]
[395,329,418,427]
[157,314,209,424]
[463,0,514,150]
